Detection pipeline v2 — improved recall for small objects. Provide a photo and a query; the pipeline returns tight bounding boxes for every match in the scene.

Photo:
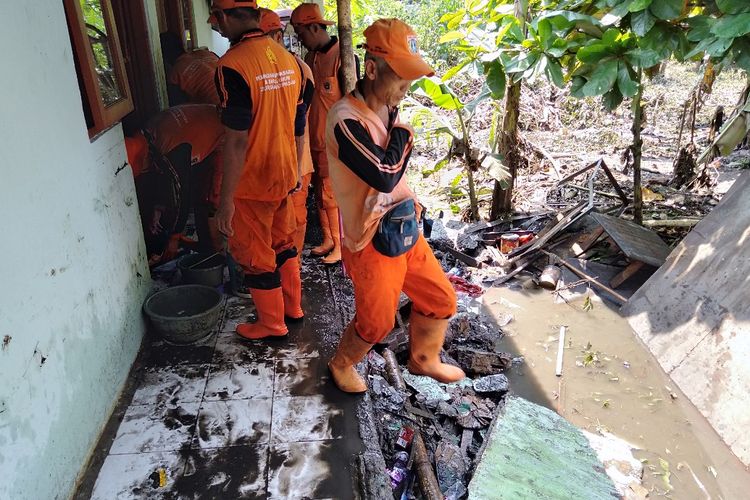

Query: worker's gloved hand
[215,199,235,237]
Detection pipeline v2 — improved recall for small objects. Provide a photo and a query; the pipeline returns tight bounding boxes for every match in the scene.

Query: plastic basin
[143,285,223,344]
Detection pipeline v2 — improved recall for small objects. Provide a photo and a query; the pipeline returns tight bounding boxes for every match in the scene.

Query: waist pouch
[372,198,419,257]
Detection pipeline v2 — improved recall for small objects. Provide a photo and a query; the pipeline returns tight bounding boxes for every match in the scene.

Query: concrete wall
[623,172,750,466]
[0,3,151,499]
[192,0,230,56]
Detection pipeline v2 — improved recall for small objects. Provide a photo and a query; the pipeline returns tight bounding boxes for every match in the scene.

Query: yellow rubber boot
[328,322,372,393]
[311,208,334,256]
[407,313,466,383]
[236,287,288,339]
[322,207,342,265]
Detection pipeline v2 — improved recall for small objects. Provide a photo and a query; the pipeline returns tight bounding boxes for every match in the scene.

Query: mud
[487,285,750,498]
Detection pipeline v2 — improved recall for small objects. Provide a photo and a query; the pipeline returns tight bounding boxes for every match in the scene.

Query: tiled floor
[74,261,363,500]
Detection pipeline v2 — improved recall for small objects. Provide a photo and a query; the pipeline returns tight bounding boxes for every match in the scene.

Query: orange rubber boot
[236,287,288,339]
[321,207,341,265]
[407,313,465,383]
[311,208,334,256]
[279,257,304,321]
[328,322,372,393]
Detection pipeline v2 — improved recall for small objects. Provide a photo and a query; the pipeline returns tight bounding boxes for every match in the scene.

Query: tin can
[500,234,520,254]
[539,265,562,290]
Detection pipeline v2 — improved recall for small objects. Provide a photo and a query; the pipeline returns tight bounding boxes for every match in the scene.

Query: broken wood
[412,432,443,500]
[382,349,407,392]
[542,251,628,305]
[642,218,701,228]
[492,257,533,286]
[609,261,645,289]
[382,348,442,500]
[445,247,482,268]
[464,212,552,235]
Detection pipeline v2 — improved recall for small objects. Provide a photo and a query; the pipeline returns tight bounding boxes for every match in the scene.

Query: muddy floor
[486,282,750,499]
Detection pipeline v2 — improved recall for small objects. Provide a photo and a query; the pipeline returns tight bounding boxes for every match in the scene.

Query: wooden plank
[610,260,645,289]
[445,247,482,268]
[591,213,670,267]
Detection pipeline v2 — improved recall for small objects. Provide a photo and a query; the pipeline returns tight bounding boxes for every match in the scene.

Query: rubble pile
[365,293,517,500]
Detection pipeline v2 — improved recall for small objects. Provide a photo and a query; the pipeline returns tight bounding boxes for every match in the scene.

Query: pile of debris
[365,288,519,499]
[423,158,701,306]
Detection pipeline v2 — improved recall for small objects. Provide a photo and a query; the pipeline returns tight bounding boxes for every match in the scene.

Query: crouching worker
[136,104,224,265]
[325,19,465,393]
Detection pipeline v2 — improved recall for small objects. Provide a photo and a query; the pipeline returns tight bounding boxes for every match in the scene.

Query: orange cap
[290,3,334,27]
[259,8,283,33]
[363,19,434,80]
[210,0,258,11]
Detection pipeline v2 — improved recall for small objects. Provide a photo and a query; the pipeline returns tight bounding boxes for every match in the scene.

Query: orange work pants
[229,197,295,283]
[314,175,337,210]
[342,234,457,344]
[291,173,312,253]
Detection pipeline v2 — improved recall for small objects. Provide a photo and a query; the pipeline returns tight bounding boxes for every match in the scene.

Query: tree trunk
[489,0,528,220]
[490,82,521,220]
[632,69,644,225]
[335,0,357,92]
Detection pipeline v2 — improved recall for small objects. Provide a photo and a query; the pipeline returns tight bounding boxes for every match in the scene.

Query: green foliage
[438,0,750,113]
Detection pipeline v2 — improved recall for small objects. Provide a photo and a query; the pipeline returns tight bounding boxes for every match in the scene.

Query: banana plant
[405,75,506,220]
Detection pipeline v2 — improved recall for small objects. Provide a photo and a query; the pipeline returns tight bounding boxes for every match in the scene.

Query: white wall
[192,0,230,56]
[0,3,151,499]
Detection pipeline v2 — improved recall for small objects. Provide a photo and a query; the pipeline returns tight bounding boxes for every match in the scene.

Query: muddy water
[484,285,750,499]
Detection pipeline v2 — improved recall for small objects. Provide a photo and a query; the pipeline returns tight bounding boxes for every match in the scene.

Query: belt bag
[372,198,419,257]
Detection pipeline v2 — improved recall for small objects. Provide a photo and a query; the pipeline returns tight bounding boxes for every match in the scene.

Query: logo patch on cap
[407,35,419,54]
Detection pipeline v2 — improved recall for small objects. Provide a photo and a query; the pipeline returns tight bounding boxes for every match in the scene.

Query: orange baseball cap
[259,8,283,33]
[208,0,256,24]
[210,0,258,11]
[363,19,434,80]
[290,3,334,27]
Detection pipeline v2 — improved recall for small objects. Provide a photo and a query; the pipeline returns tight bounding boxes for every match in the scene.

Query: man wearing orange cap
[324,19,465,393]
[210,0,308,339]
[260,8,315,266]
[291,3,356,265]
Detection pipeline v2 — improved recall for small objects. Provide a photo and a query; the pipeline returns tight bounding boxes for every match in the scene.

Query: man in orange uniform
[169,48,220,105]
[211,0,307,338]
[160,32,220,106]
[325,19,466,393]
[138,104,224,263]
[290,3,351,265]
[260,8,315,265]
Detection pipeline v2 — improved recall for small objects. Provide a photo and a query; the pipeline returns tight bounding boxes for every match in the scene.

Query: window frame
[64,0,133,138]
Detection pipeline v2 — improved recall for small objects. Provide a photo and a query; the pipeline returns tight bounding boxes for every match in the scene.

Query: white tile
[90,451,185,500]
[274,358,330,397]
[271,395,344,444]
[212,335,275,366]
[131,364,209,405]
[180,446,269,499]
[110,403,199,454]
[267,441,334,499]
[194,400,272,449]
[221,296,256,333]
[204,362,274,401]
